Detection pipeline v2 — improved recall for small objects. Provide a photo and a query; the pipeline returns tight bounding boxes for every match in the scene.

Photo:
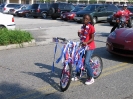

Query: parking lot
[0,17,133,99]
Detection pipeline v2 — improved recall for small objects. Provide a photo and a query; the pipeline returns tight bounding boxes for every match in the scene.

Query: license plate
[112,20,116,22]
[63,15,66,18]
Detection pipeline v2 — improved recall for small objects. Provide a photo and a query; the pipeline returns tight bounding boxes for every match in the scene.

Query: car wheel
[51,16,56,20]
[77,21,82,24]
[64,18,68,21]
[33,16,38,18]
[93,17,97,24]
[49,8,55,15]
[131,19,133,27]
[25,13,30,17]
[109,22,114,26]
[42,13,47,19]
[0,25,6,29]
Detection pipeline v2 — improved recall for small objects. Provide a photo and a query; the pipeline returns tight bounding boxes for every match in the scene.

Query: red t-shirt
[80,23,96,50]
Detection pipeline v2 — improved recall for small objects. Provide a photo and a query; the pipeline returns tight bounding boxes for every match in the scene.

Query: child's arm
[82,33,94,45]
[78,30,81,37]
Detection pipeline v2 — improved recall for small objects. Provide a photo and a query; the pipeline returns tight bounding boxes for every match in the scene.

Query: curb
[0,39,36,51]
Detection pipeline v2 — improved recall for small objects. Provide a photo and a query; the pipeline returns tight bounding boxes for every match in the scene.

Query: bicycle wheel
[91,55,103,79]
[60,63,72,92]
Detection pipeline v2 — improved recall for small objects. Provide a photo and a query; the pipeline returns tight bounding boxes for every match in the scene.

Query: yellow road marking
[7,63,132,99]
[102,63,128,72]
[100,64,132,78]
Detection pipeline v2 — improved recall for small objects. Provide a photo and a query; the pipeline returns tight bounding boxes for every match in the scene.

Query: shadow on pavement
[0,82,62,99]
[95,32,110,37]
[94,46,133,63]
[22,63,61,92]
[97,22,112,26]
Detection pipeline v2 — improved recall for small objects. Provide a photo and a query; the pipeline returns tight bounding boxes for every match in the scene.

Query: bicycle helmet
[123,4,127,7]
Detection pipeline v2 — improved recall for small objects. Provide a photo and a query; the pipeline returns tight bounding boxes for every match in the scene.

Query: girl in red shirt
[72,14,95,85]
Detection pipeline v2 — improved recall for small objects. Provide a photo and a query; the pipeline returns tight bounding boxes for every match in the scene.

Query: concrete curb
[0,39,36,51]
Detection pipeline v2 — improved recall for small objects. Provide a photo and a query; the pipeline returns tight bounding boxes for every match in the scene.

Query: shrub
[0,29,33,46]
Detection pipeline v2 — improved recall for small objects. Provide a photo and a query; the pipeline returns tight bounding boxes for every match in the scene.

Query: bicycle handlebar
[53,37,68,42]
[57,37,68,41]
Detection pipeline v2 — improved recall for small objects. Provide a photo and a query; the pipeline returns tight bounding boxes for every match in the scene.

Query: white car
[0,3,21,14]
[0,12,15,30]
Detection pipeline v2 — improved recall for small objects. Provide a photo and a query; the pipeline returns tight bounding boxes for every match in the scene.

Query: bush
[0,29,33,46]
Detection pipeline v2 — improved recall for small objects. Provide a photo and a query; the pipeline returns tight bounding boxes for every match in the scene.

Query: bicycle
[53,37,103,92]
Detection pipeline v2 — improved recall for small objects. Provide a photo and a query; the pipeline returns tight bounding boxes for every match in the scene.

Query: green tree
[40,0,50,3]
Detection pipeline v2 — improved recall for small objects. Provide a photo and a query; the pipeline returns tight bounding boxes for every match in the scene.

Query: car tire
[130,19,133,27]
[33,16,38,18]
[41,13,47,19]
[64,18,68,21]
[0,25,6,29]
[93,17,97,24]
[49,8,55,15]
[109,22,114,26]
[51,16,56,20]
[77,21,82,24]
[25,13,30,18]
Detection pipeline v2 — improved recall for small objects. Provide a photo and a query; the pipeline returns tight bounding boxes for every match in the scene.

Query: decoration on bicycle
[52,37,88,73]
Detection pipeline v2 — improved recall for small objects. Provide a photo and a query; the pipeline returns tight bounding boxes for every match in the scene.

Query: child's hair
[83,14,94,26]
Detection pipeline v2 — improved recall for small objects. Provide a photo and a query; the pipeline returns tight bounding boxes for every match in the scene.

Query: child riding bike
[72,14,96,85]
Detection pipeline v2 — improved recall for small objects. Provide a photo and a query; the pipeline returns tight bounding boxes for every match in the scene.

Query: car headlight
[109,31,116,39]
[18,12,22,13]
[68,14,73,16]
[107,16,111,18]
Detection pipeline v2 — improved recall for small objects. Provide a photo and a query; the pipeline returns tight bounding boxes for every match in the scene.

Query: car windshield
[14,5,22,9]
[71,6,84,12]
[84,5,100,11]
[26,5,31,9]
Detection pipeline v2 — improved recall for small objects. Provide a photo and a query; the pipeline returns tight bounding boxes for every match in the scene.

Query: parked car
[48,3,75,19]
[9,4,29,16]
[30,3,51,19]
[16,5,31,17]
[74,4,119,24]
[107,7,133,26]
[61,5,86,21]
[0,12,15,29]
[106,28,133,57]
[0,3,21,14]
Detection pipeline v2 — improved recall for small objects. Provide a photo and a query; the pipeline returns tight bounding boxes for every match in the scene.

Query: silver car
[0,3,21,14]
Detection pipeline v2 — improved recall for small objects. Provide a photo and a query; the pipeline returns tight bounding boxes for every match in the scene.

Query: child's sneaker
[85,78,94,85]
[71,77,79,81]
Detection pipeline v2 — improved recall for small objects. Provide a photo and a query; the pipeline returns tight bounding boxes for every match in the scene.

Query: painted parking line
[102,63,128,72]
[7,63,132,99]
[100,64,132,78]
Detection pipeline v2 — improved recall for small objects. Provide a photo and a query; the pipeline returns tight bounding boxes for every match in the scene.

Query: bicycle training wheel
[60,63,72,92]
[91,55,103,79]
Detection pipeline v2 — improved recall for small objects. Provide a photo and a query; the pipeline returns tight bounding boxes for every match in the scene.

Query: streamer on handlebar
[52,37,89,73]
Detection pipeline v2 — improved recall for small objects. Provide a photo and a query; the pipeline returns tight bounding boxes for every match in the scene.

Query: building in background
[0,0,131,4]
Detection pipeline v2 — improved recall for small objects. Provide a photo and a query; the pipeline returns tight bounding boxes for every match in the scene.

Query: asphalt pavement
[0,17,133,99]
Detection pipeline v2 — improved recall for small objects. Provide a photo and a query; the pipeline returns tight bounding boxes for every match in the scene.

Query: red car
[15,5,31,17]
[61,5,86,21]
[106,28,133,57]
